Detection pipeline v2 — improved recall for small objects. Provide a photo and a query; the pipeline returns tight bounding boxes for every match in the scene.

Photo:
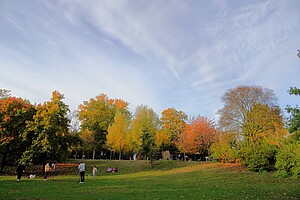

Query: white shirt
[78,163,85,172]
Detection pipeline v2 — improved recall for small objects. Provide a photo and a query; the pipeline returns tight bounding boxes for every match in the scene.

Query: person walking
[16,163,25,182]
[92,165,97,181]
[78,162,85,183]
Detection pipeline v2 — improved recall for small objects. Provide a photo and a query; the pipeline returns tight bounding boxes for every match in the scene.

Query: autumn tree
[160,108,187,153]
[237,104,286,171]
[107,109,130,160]
[22,91,72,166]
[176,127,194,160]
[80,130,95,159]
[176,116,217,161]
[243,104,286,148]
[210,131,238,163]
[68,110,82,159]
[155,128,171,156]
[0,89,11,99]
[130,105,160,162]
[218,85,277,136]
[78,94,129,157]
[0,97,35,173]
[191,116,217,155]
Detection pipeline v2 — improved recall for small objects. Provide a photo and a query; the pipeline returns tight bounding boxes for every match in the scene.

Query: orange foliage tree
[0,97,35,172]
[176,116,218,160]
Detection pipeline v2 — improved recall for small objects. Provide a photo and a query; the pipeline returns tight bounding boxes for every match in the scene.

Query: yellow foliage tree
[107,110,129,160]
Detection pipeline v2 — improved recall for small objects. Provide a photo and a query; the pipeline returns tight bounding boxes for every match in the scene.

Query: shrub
[239,144,277,172]
[211,143,238,163]
[210,132,239,163]
[275,142,300,178]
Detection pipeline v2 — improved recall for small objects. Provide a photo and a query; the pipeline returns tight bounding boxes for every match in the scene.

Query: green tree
[286,87,300,133]
[275,85,300,177]
[0,97,35,173]
[130,105,160,163]
[275,131,300,177]
[22,91,72,167]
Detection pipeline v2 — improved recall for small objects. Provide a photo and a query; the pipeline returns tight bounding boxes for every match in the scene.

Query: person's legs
[82,171,85,182]
[17,173,22,181]
[80,171,85,182]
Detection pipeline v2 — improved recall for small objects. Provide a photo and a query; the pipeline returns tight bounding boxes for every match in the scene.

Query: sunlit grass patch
[1,160,300,199]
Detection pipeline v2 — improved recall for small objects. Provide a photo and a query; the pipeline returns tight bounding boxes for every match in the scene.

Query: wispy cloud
[0,0,299,117]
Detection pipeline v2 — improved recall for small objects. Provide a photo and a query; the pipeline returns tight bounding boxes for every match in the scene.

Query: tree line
[0,84,299,177]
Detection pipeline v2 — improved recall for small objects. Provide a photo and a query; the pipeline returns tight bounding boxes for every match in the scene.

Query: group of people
[106,166,118,173]
[77,163,119,183]
[15,162,56,182]
[44,162,56,180]
[15,162,118,183]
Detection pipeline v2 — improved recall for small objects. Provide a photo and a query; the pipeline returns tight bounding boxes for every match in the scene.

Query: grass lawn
[0,160,299,199]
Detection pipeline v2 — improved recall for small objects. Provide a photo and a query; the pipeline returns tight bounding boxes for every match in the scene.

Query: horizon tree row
[0,84,299,177]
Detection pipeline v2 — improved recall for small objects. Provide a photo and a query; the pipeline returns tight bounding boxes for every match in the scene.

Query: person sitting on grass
[107,166,113,173]
[112,167,118,172]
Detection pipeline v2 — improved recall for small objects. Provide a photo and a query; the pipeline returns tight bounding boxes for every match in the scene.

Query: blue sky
[1,0,299,118]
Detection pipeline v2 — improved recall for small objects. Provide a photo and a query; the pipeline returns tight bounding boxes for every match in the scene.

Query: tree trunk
[0,150,8,173]
[42,162,46,175]
[119,151,122,160]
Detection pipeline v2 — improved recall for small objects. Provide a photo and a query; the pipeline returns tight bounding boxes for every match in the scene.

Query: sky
[1,0,300,119]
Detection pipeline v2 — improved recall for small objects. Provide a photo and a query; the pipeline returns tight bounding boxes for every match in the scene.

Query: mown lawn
[0,160,299,199]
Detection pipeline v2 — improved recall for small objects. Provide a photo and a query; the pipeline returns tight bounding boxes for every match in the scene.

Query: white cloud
[1,0,299,118]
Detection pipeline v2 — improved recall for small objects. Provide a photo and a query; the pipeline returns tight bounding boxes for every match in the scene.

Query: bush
[211,143,238,163]
[239,144,277,172]
[275,142,300,178]
[210,132,239,163]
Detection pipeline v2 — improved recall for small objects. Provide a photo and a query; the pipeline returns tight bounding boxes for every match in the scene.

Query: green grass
[1,160,300,199]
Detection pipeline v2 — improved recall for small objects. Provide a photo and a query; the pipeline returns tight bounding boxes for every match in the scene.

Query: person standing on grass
[16,163,25,182]
[44,163,52,180]
[52,162,56,180]
[92,165,97,181]
[78,162,85,183]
